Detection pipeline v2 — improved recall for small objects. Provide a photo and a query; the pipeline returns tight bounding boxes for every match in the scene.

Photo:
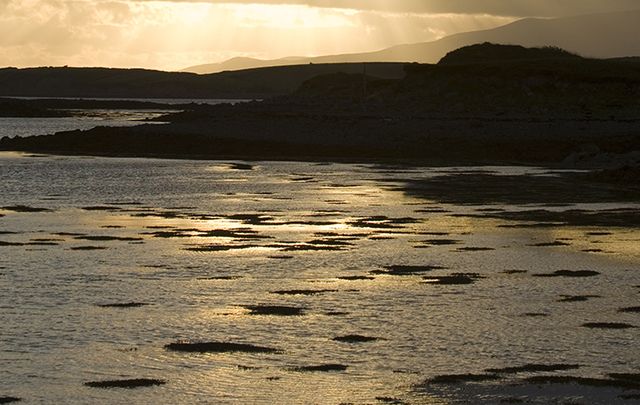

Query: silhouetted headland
[1,44,639,171]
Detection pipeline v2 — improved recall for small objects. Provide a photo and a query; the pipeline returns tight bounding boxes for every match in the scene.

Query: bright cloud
[4,0,627,70]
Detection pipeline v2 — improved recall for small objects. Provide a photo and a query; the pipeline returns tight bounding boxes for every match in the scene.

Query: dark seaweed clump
[608,373,640,384]
[530,241,570,247]
[2,205,51,212]
[290,364,348,372]
[81,206,122,211]
[419,239,461,246]
[75,235,143,242]
[503,269,527,274]
[70,246,108,250]
[333,335,378,343]
[165,341,280,353]
[456,247,495,251]
[426,373,501,384]
[0,241,24,246]
[271,289,337,296]
[558,295,600,302]
[533,270,600,278]
[84,378,166,388]
[243,305,305,316]
[338,275,375,281]
[371,265,445,276]
[97,302,150,308]
[486,363,580,374]
[228,163,253,170]
[423,273,482,285]
[619,306,640,313]
[582,322,635,329]
[524,375,640,389]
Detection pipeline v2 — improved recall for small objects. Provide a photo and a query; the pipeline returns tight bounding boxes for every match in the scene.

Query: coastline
[2,115,638,168]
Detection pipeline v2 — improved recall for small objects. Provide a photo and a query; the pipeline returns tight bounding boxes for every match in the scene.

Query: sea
[0,104,639,404]
[0,98,249,139]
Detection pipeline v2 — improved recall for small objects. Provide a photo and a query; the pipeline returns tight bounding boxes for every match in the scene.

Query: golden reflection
[551,228,640,260]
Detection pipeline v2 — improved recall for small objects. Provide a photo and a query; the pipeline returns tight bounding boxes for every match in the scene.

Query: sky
[1,0,638,71]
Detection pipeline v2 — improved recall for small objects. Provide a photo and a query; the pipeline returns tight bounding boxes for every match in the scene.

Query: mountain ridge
[182,9,640,74]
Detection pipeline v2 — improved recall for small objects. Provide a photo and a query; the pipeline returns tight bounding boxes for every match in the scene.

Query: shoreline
[2,115,638,170]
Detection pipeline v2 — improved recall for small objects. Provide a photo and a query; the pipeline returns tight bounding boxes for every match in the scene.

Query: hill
[0,63,406,99]
[183,9,640,74]
[438,43,581,65]
[3,44,639,166]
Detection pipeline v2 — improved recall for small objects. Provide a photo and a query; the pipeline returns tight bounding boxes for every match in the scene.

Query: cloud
[1,0,634,70]
[131,0,640,17]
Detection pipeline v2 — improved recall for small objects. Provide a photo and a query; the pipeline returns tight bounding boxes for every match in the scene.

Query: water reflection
[0,154,638,404]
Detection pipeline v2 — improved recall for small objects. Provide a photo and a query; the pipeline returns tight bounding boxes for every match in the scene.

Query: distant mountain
[183,9,640,74]
[185,56,307,75]
[0,63,406,99]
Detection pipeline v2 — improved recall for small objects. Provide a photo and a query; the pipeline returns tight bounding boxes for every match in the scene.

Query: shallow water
[0,153,639,404]
[0,110,169,139]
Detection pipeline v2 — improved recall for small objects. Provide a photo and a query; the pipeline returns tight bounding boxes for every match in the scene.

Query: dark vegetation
[0,63,404,99]
[438,43,581,65]
[0,98,69,117]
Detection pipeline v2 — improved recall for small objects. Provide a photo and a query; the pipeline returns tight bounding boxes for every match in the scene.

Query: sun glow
[0,0,514,71]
